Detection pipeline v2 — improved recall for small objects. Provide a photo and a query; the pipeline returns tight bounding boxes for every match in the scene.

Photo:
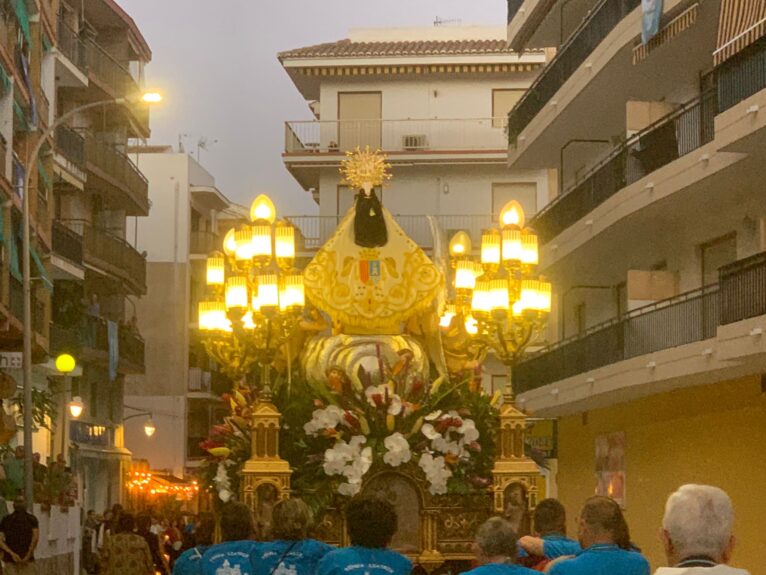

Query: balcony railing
[119,328,145,370]
[84,40,135,96]
[56,21,87,73]
[514,252,766,392]
[285,214,495,250]
[507,0,642,143]
[716,36,766,113]
[55,126,85,168]
[84,136,149,212]
[190,230,219,255]
[8,277,46,335]
[62,220,146,294]
[533,91,716,244]
[52,220,83,265]
[189,367,212,393]
[285,118,508,155]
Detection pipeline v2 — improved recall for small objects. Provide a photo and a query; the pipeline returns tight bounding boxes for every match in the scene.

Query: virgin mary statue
[303,147,443,335]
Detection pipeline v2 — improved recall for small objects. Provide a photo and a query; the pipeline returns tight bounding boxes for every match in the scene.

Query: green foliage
[12,387,57,431]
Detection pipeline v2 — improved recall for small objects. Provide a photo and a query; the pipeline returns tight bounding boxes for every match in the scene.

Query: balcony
[52,220,83,265]
[285,214,494,250]
[56,20,87,75]
[62,220,147,295]
[533,91,716,244]
[84,136,149,215]
[55,126,86,169]
[189,230,219,256]
[119,328,145,373]
[507,0,641,144]
[515,252,766,394]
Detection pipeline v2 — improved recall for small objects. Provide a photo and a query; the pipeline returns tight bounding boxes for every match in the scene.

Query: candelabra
[197,194,305,398]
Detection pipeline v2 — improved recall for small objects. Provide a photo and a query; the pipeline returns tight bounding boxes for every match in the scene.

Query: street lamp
[198,194,304,397]
[143,419,156,438]
[67,397,84,419]
[124,408,157,438]
[54,353,77,461]
[21,92,163,502]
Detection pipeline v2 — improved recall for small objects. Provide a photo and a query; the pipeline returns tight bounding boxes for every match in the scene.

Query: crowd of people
[0,483,748,575]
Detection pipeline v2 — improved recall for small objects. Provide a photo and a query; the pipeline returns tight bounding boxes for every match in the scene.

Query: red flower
[343,411,360,430]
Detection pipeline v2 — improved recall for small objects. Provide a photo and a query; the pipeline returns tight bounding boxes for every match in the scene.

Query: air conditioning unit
[402,134,427,150]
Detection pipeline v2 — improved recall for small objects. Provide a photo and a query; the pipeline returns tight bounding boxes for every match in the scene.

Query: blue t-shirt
[462,562,539,575]
[251,539,334,575]
[548,544,650,575]
[174,545,210,575]
[518,534,581,559]
[317,546,412,575]
[202,540,260,575]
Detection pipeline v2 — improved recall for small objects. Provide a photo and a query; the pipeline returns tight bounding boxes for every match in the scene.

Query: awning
[714,0,766,64]
[0,63,11,97]
[634,3,699,64]
[13,0,31,47]
[76,444,133,461]
[36,158,51,193]
[30,245,53,291]
[9,222,21,282]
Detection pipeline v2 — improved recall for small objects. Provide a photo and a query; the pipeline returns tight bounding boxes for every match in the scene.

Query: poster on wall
[595,431,626,508]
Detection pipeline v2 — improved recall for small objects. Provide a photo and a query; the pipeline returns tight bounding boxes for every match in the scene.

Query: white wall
[123,395,186,477]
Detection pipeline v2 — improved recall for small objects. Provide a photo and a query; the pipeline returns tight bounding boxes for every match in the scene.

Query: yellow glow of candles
[521,230,539,265]
[464,314,479,335]
[480,229,501,265]
[250,194,276,224]
[439,304,456,328]
[222,228,237,257]
[448,231,472,257]
[257,274,279,308]
[242,310,256,330]
[279,275,305,311]
[225,277,249,309]
[198,301,230,331]
[234,227,254,261]
[206,255,225,285]
[251,224,272,259]
[501,228,523,262]
[275,224,295,260]
[471,279,492,314]
[519,279,540,312]
[455,260,477,290]
[537,280,552,312]
[499,200,525,228]
[490,278,510,311]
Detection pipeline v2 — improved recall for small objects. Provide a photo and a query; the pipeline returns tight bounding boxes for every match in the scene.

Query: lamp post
[54,353,77,460]
[123,408,157,438]
[21,92,162,503]
[197,194,305,397]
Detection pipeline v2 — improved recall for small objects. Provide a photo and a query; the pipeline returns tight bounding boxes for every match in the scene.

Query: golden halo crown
[339,146,392,189]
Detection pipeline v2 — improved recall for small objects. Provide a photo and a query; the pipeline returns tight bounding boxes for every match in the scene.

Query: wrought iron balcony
[55,126,86,168]
[285,118,508,155]
[56,20,87,74]
[716,36,766,113]
[52,220,83,265]
[514,252,766,392]
[84,136,149,214]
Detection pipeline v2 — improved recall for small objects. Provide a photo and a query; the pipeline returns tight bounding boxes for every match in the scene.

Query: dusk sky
[119,1,508,215]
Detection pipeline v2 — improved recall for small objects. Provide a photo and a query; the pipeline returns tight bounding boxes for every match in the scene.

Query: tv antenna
[196,136,219,162]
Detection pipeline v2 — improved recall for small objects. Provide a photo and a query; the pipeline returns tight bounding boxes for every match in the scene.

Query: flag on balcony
[714,0,766,64]
[107,320,119,382]
[642,0,664,43]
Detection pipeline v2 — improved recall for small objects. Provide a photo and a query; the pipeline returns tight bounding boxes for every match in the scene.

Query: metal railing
[718,251,766,324]
[119,328,145,369]
[84,40,135,96]
[532,91,716,244]
[55,126,85,167]
[56,20,86,73]
[285,118,508,154]
[285,214,495,250]
[507,0,642,143]
[52,220,83,264]
[189,230,219,255]
[515,285,720,392]
[61,220,147,295]
[85,136,149,210]
[188,367,212,393]
[716,36,766,113]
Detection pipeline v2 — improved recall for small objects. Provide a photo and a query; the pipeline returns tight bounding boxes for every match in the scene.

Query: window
[492,89,524,128]
[701,233,737,286]
[338,92,382,150]
[491,182,537,222]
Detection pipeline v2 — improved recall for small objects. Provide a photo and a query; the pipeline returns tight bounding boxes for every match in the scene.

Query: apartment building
[0,0,153,515]
[505,0,766,567]
[279,26,553,253]
[124,147,233,479]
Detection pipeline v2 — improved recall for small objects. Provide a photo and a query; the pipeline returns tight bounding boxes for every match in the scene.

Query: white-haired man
[656,484,749,575]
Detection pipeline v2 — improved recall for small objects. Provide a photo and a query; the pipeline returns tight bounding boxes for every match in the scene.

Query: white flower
[421,423,440,440]
[218,489,232,502]
[419,452,452,495]
[365,385,387,407]
[425,410,442,421]
[323,437,372,496]
[304,405,345,437]
[338,481,362,497]
[459,419,480,443]
[388,394,403,416]
[383,432,412,467]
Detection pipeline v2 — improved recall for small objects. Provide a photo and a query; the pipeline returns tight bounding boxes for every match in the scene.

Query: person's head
[271,498,312,541]
[117,512,135,534]
[577,496,631,549]
[473,517,518,564]
[534,498,567,536]
[220,502,255,542]
[195,516,215,547]
[345,497,397,549]
[136,513,152,534]
[661,484,736,565]
[13,496,26,513]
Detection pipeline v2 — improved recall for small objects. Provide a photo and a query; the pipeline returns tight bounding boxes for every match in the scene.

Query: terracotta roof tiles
[278,38,522,60]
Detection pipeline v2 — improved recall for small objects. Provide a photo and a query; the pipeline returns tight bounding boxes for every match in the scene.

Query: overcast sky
[120,1,507,215]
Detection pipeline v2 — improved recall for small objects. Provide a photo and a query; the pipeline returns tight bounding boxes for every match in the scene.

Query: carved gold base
[242,457,292,474]
[417,549,446,572]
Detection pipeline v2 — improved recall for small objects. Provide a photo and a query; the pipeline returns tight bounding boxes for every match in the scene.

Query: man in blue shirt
[317,498,411,575]
[202,503,259,575]
[518,498,581,570]
[174,516,214,575]
[251,498,333,575]
[548,496,649,575]
[461,517,538,575]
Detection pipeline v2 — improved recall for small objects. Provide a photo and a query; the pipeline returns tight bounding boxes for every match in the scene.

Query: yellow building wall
[556,375,766,572]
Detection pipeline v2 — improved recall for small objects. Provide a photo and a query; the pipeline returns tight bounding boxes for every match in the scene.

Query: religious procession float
[195,148,553,570]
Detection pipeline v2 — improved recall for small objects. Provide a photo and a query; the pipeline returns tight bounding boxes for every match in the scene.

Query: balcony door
[338,92,382,151]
